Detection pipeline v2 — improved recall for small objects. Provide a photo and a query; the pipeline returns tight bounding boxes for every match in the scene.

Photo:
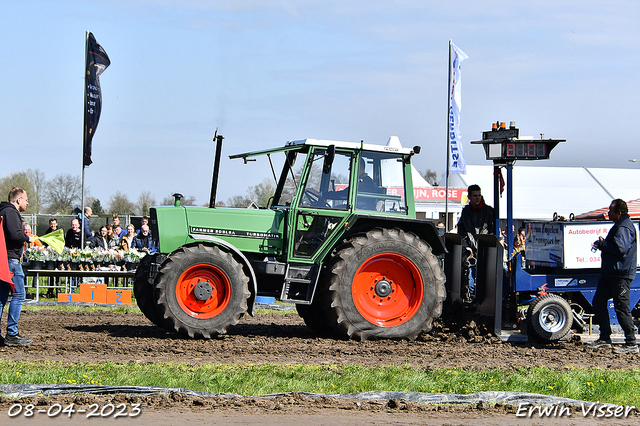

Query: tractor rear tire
[133,254,165,328]
[527,294,573,342]
[296,298,333,336]
[324,228,446,341]
[154,244,250,338]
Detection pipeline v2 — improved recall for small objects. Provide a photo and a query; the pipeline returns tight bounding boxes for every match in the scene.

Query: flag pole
[445,40,452,231]
[81,31,88,249]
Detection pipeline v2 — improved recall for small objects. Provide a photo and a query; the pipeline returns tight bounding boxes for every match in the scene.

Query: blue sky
[1,1,638,206]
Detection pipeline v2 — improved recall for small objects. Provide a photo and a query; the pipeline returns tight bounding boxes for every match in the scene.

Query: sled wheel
[155,244,250,338]
[527,294,573,341]
[325,228,445,341]
[133,254,165,328]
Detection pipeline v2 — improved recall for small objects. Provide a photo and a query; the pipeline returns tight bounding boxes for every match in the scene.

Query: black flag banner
[83,32,110,167]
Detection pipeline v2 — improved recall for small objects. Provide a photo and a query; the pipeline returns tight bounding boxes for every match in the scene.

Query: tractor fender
[339,215,446,255]
[188,234,258,316]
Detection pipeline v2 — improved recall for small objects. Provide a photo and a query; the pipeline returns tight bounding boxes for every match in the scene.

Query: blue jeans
[0,259,26,337]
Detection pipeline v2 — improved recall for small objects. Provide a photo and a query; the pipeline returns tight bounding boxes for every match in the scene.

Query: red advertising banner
[334,186,467,203]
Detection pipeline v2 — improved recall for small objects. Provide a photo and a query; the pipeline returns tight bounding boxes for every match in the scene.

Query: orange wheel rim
[352,252,423,327]
[176,263,231,318]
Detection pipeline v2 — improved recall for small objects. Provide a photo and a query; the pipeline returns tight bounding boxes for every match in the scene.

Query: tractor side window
[300,150,351,210]
[356,153,407,214]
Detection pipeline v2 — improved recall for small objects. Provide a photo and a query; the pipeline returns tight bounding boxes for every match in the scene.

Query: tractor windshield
[299,149,351,210]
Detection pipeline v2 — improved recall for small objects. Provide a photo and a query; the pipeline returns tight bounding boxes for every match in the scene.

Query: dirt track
[0,307,638,424]
[2,307,637,369]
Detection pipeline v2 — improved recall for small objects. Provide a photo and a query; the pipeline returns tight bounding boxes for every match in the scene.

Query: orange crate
[57,293,81,303]
[79,283,107,303]
[106,289,132,305]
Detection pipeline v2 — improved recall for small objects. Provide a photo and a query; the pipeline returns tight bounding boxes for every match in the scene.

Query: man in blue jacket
[76,206,94,245]
[131,224,156,255]
[591,199,638,354]
[0,188,33,346]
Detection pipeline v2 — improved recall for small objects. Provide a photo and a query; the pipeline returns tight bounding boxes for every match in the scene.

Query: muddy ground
[0,306,638,424]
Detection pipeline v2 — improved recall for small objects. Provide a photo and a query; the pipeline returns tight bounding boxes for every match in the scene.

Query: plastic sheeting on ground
[0,384,592,407]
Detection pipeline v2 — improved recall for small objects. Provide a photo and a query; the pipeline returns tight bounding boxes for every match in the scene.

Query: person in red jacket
[0,188,33,346]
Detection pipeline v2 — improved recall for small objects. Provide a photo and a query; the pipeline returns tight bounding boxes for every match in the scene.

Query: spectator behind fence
[132,224,156,254]
[90,225,110,250]
[42,217,61,295]
[77,206,94,242]
[113,225,124,244]
[65,219,82,249]
[137,216,151,236]
[23,224,42,248]
[118,236,130,251]
[112,215,126,238]
[124,224,135,248]
[106,224,119,249]
[43,218,58,235]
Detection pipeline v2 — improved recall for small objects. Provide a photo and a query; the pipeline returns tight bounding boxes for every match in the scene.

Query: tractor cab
[232,139,418,265]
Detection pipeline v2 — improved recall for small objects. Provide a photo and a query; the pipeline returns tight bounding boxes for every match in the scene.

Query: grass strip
[1,361,639,406]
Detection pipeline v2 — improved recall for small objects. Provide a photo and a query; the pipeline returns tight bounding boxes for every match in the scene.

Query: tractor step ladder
[281,263,320,304]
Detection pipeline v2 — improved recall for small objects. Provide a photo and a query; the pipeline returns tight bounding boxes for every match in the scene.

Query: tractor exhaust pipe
[209,133,224,208]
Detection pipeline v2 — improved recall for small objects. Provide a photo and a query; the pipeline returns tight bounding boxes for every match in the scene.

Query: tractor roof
[230,138,415,160]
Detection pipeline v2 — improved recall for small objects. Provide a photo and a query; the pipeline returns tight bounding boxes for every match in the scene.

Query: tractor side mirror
[323,145,335,174]
[288,151,297,167]
[405,145,422,164]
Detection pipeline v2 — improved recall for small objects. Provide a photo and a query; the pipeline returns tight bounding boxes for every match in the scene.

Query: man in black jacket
[456,184,495,302]
[0,188,33,346]
[457,184,495,252]
[65,219,83,249]
[590,199,638,354]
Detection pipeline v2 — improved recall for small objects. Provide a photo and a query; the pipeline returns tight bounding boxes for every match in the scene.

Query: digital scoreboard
[471,122,564,163]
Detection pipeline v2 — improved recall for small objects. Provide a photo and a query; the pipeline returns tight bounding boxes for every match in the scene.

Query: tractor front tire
[527,294,573,342]
[133,254,165,328]
[154,244,250,338]
[324,228,446,341]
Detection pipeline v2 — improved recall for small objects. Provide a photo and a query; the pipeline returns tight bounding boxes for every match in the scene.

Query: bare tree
[43,173,81,214]
[225,195,253,208]
[161,194,198,206]
[182,195,198,206]
[160,194,173,206]
[27,169,46,214]
[137,191,157,216]
[108,191,136,215]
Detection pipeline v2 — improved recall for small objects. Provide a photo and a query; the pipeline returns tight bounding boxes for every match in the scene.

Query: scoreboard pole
[471,121,565,259]
[493,162,514,255]
[507,163,513,255]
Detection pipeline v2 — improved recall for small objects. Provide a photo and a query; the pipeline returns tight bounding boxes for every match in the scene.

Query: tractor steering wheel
[303,188,331,208]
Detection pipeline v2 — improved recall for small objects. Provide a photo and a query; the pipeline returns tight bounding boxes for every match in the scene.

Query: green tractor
[135,136,446,340]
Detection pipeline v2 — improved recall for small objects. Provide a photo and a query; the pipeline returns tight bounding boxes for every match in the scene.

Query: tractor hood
[152,206,285,256]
